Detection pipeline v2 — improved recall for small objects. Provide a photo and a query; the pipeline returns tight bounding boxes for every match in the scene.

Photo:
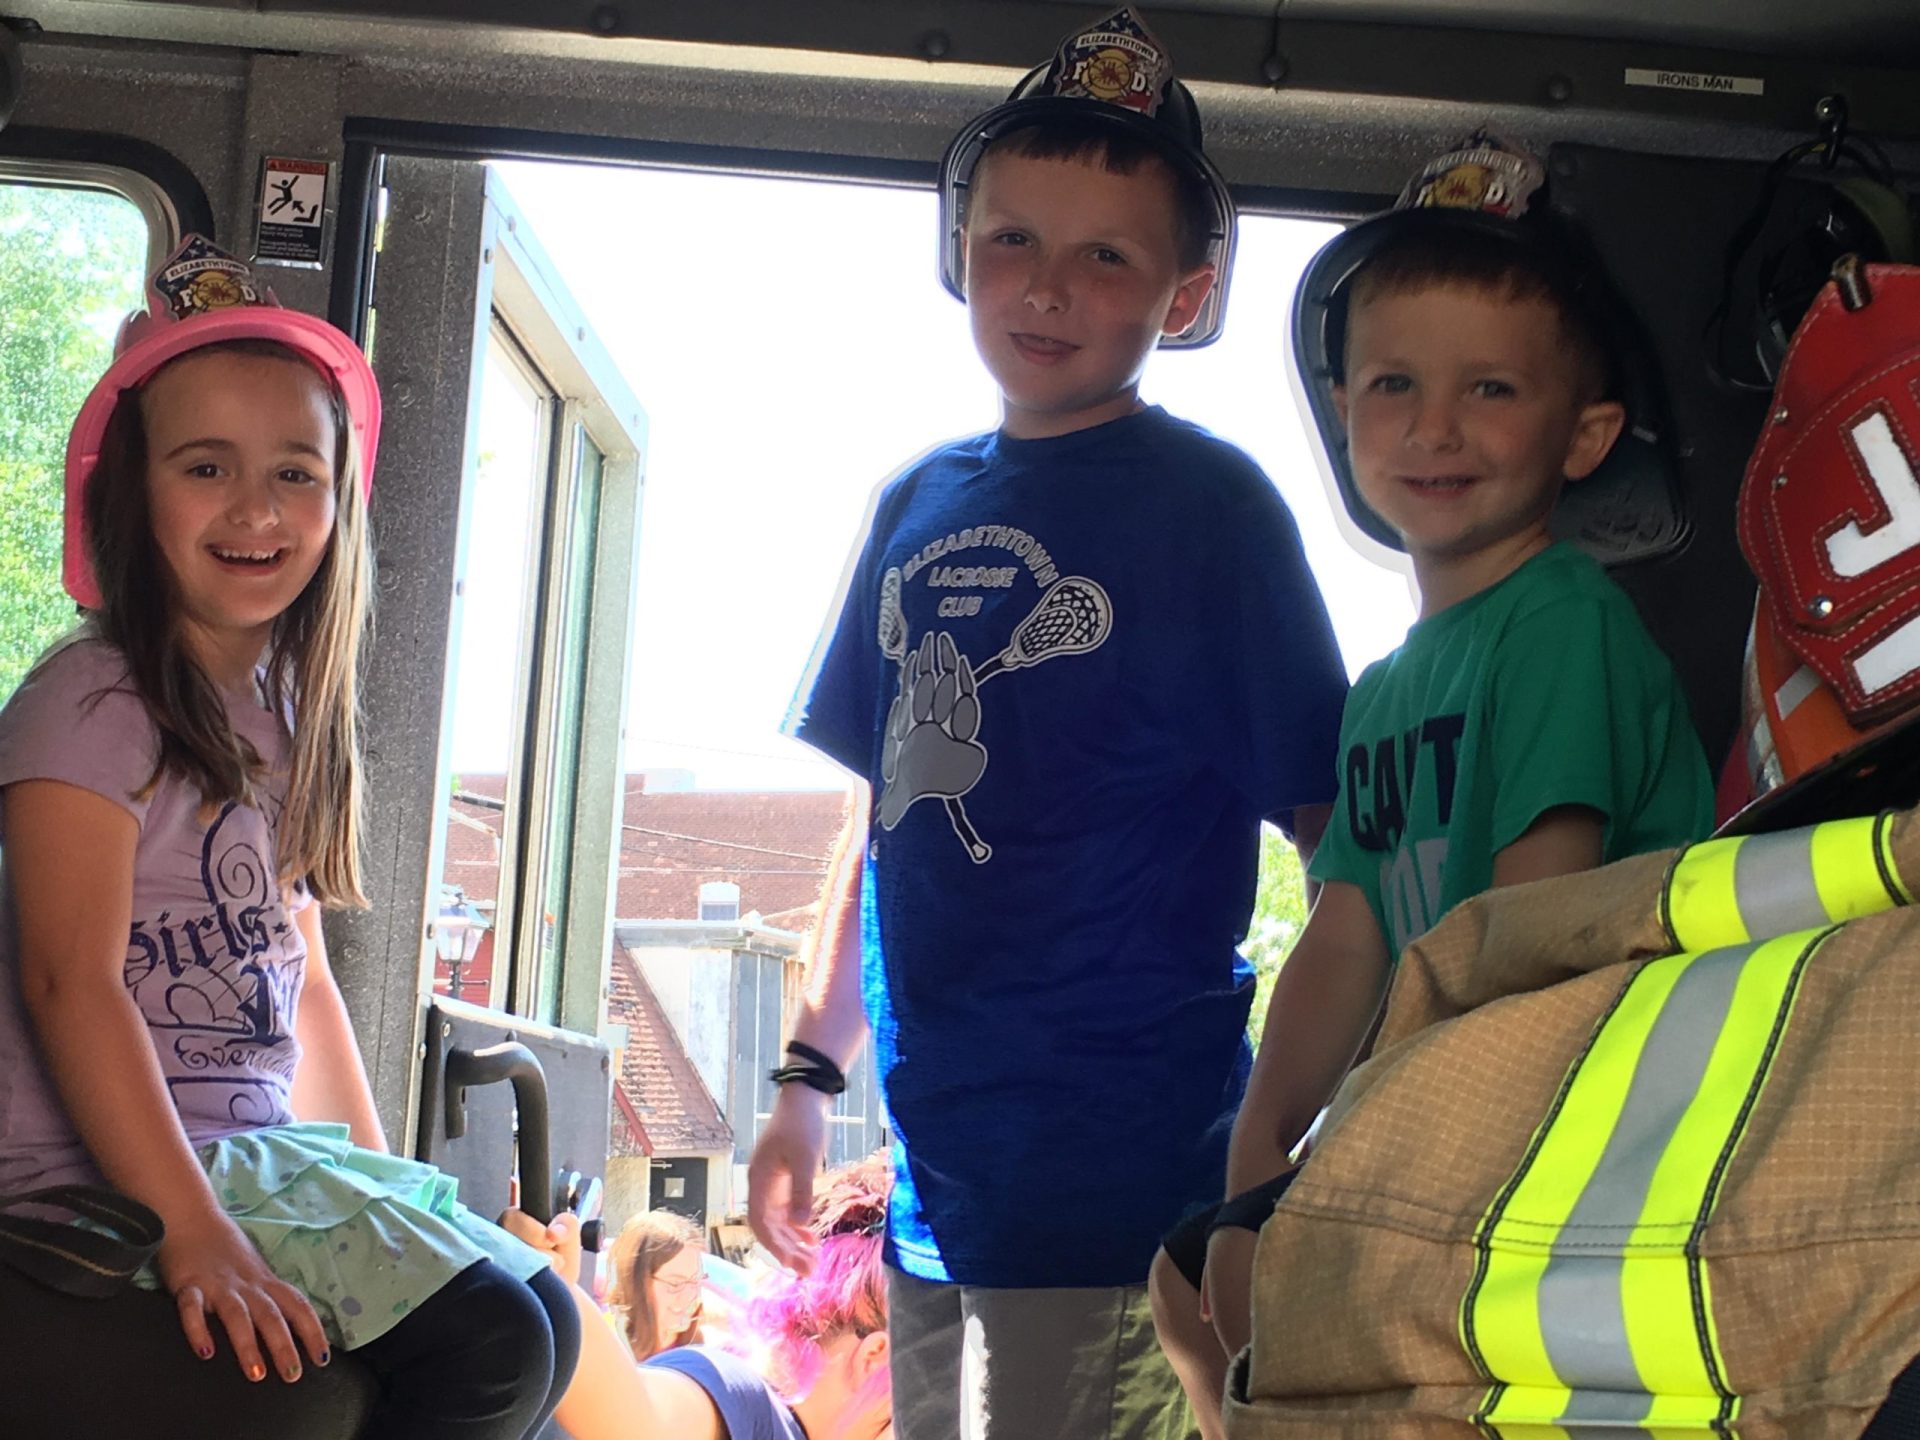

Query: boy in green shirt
[1150,134,1714,1438]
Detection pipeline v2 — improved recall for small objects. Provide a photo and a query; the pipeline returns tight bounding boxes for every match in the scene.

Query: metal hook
[1262,0,1289,86]
[1814,94,1849,171]
[1833,252,1874,312]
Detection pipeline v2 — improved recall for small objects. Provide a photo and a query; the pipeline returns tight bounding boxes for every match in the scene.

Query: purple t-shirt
[0,635,310,1193]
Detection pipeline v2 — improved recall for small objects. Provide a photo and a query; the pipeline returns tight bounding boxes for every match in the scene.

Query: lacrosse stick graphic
[971,577,1113,684]
[878,566,908,663]
[877,569,991,862]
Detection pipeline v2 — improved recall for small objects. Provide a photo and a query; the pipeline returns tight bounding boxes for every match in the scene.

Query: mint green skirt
[133,1122,548,1349]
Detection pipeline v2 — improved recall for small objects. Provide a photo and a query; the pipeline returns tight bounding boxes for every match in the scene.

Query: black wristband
[1208,1170,1301,1238]
[783,1040,843,1079]
[772,1040,847,1097]
[770,1061,847,1096]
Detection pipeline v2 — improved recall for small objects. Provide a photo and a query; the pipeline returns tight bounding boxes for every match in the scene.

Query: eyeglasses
[655,1273,703,1298]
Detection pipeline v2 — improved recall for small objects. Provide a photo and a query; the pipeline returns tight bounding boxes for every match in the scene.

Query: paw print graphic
[878,631,987,831]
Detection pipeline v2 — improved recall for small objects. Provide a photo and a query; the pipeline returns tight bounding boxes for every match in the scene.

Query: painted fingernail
[318,1350,332,1367]
[284,1364,302,1382]
[248,1362,267,1382]
[196,1345,215,1361]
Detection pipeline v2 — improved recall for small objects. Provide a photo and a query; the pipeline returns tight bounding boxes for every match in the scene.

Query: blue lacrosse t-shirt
[790,407,1348,1288]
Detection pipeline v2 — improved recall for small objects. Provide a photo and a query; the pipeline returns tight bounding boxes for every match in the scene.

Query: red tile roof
[613,785,848,928]
[446,777,847,932]
[606,947,731,1156]
[443,795,504,901]
[439,778,845,1157]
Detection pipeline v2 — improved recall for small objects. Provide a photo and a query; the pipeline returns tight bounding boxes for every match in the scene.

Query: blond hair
[608,1210,706,1360]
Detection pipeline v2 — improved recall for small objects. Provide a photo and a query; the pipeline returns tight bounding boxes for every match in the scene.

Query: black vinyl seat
[0,1262,376,1437]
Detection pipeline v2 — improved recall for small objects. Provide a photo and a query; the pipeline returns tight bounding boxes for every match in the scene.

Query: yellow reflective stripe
[1667,815,1902,953]
[1481,1388,1729,1435]
[1472,959,1691,1401]
[1666,837,1747,952]
[1618,1246,1700,1396]
[1872,811,1915,907]
[1497,958,1686,1225]
[1477,1388,1575,1434]
[1806,814,1904,922]
[1808,816,1877,921]
[1471,1247,1559,1399]
[1692,1264,1734,1434]
[1641,934,1806,1230]
[1470,931,1821,1437]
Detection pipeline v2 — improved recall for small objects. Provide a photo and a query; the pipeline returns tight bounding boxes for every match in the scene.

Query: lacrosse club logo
[1739,263,1920,736]
[875,568,1113,863]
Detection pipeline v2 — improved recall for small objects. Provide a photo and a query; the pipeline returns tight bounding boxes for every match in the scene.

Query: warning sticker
[1624,66,1764,97]
[254,156,330,268]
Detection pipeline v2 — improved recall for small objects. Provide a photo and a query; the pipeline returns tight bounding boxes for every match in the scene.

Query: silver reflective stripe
[1539,1254,1643,1404]
[1773,665,1821,721]
[1537,945,1751,1426]
[1732,828,1824,939]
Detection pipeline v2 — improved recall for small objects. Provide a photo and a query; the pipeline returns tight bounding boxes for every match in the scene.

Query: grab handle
[444,1042,553,1223]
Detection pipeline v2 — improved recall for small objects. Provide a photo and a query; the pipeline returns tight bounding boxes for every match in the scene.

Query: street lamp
[435,890,487,1002]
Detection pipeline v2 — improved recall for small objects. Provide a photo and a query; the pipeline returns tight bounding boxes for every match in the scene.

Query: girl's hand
[158,1210,332,1382]
[500,1205,584,1289]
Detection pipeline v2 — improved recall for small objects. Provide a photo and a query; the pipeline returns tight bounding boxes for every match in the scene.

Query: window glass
[531,429,604,1023]
[0,184,150,698]
[433,326,550,1009]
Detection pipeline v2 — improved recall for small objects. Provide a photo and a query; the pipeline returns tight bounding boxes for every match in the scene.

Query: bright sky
[444,160,1415,788]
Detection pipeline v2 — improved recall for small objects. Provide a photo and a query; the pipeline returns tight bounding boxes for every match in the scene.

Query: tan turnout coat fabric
[1225,808,1920,1439]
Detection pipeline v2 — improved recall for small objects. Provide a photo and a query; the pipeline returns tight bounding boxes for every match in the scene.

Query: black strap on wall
[0,1185,164,1300]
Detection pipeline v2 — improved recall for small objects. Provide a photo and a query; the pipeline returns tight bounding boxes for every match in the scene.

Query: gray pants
[887,1266,1199,1440]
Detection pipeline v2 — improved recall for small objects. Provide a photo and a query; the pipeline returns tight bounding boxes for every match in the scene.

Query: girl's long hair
[608,1210,706,1360]
[83,339,372,906]
[745,1152,890,1404]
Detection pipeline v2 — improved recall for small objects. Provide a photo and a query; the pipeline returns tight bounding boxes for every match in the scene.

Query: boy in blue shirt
[1150,135,1715,1439]
[747,10,1349,1440]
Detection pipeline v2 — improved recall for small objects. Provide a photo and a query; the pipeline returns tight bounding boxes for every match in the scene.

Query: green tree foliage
[1245,823,1309,1045]
[0,186,150,698]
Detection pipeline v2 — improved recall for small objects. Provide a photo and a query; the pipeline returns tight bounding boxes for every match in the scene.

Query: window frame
[427,168,648,1034]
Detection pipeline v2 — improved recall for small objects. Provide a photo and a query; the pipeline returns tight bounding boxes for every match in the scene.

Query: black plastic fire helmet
[937,7,1236,348]
[1292,131,1687,566]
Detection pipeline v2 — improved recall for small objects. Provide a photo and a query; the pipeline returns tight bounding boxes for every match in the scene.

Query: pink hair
[742,1153,889,1403]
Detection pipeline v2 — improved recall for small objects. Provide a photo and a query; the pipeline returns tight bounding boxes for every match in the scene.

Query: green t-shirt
[1310,543,1713,954]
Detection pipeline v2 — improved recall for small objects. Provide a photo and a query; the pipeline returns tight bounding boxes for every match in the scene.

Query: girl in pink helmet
[0,235,576,1439]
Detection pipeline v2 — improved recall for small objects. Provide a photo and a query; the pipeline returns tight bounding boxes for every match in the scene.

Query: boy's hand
[159,1208,331,1384]
[748,1084,829,1273]
[1203,1226,1259,1357]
